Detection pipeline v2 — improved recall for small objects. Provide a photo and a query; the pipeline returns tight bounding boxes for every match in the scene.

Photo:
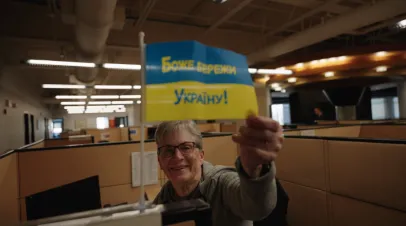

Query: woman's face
[157,130,204,185]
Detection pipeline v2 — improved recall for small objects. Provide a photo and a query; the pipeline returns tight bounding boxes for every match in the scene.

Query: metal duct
[74,0,118,84]
[247,0,406,65]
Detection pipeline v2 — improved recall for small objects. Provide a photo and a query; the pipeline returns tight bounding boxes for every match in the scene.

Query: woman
[153,115,284,226]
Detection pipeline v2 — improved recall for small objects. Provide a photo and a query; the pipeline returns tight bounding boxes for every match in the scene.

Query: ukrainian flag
[145,41,258,122]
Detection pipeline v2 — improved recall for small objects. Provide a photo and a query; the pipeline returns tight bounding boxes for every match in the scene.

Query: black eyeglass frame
[157,142,200,158]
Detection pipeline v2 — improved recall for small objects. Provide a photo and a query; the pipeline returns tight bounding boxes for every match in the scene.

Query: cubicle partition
[0,152,20,225]
[277,136,406,226]
[0,133,236,224]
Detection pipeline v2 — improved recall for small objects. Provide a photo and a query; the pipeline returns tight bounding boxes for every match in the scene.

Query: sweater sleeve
[219,157,277,221]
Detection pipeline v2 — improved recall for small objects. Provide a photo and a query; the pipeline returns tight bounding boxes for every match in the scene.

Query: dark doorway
[24,113,30,145]
[30,114,35,143]
[44,118,49,139]
[114,117,128,128]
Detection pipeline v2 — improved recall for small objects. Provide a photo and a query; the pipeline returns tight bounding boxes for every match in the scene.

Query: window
[272,104,291,125]
[371,97,400,120]
[96,117,109,129]
[371,98,386,119]
[393,97,400,119]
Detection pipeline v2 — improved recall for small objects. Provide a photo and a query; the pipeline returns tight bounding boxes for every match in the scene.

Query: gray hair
[155,120,202,149]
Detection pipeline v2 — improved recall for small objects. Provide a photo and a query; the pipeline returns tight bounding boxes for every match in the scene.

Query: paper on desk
[131,152,159,187]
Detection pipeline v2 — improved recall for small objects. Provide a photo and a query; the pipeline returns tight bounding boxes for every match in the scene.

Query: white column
[255,85,272,117]
[397,81,406,119]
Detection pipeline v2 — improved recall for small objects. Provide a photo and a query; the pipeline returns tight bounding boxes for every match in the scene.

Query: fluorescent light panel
[120,95,141,99]
[102,63,141,70]
[60,102,86,105]
[90,95,120,99]
[94,85,132,90]
[257,69,293,75]
[112,101,134,104]
[248,68,257,74]
[133,85,141,89]
[56,95,87,99]
[287,77,297,83]
[88,101,112,105]
[27,59,95,68]
[43,84,86,89]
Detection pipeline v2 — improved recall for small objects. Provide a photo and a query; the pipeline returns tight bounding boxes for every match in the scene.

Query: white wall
[55,104,141,130]
[0,68,51,153]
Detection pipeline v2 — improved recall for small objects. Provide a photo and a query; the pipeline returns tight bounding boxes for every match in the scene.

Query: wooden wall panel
[280,181,329,226]
[129,127,148,141]
[86,128,122,143]
[328,141,406,212]
[44,137,93,148]
[202,135,237,167]
[329,194,406,226]
[276,138,327,190]
[314,126,360,138]
[0,154,20,225]
[197,124,220,133]
[220,123,237,133]
[359,125,406,140]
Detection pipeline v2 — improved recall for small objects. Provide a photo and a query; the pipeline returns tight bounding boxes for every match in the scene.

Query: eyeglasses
[158,142,197,159]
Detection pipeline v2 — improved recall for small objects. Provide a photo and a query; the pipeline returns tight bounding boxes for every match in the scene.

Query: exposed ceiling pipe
[134,0,158,31]
[73,0,118,84]
[264,0,342,37]
[205,0,256,34]
[248,0,406,65]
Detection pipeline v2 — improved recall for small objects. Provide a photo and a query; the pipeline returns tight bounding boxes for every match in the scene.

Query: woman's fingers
[246,115,281,132]
[239,126,275,142]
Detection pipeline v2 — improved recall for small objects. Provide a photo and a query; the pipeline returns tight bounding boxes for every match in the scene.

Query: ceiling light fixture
[64,106,85,110]
[94,85,133,90]
[328,57,338,62]
[295,63,304,68]
[271,83,280,88]
[120,95,141,99]
[287,77,297,83]
[257,69,293,75]
[90,95,120,99]
[55,95,87,99]
[248,68,257,74]
[60,102,86,105]
[274,87,282,91]
[375,51,387,57]
[88,101,112,105]
[396,19,406,29]
[102,63,141,70]
[136,100,141,104]
[320,59,327,63]
[338,56,347,61]
[324,71,335,77]
[310,60,319,65]
[27,59,95,68]
[43,84,86,89]
[112,101,134,104]
[376,66,388,72]
[281,89,286,93]
[133,85,141,89]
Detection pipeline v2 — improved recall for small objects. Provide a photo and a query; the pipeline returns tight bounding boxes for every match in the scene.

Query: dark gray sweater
[153,159,277,226]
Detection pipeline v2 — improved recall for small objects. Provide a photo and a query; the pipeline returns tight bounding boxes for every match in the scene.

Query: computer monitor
[25,175,102,221]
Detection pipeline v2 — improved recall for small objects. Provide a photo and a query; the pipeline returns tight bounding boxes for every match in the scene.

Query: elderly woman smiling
[153,115,283,226]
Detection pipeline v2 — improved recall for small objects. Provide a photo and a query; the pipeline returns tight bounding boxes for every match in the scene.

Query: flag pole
[138,31,146,212]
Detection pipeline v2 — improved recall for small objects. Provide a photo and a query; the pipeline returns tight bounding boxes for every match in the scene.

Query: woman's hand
[232,115,283,177]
